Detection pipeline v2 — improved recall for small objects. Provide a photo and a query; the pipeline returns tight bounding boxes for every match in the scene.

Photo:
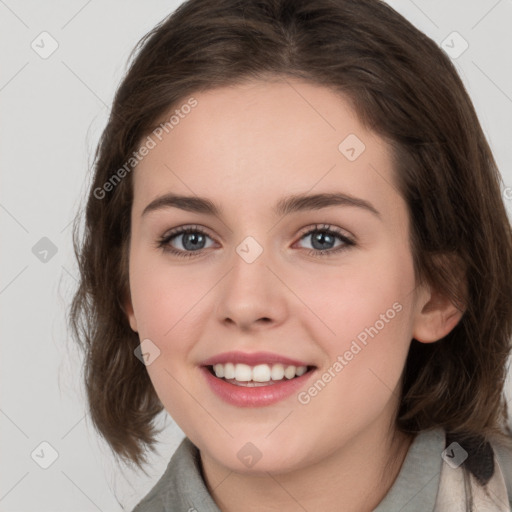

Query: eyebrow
[141,192,381,219]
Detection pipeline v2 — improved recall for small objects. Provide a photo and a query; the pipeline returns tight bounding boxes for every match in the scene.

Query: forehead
[132,79,398,217]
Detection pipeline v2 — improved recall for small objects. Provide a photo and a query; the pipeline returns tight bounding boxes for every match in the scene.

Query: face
[125,79,429,474]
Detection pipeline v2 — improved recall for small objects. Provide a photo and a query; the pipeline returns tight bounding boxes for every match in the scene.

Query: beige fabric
[435,444,511,511]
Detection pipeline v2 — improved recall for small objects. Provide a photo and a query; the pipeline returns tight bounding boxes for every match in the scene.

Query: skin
[124,78,463,512]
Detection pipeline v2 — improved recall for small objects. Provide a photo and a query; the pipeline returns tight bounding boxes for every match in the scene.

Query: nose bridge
[216,232,286,328]
[229,233,273,298]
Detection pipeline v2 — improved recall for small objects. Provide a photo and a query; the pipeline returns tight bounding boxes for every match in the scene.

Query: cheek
[302,248,414,420]
[128,252,207,411]
[301,244,414,350]
[129,247,209,342]
[304,246,412,363]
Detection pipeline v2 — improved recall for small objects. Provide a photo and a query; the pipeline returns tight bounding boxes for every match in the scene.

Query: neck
[199,421,415,512]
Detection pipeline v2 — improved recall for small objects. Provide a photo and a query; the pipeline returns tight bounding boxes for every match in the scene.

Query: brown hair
[69,0,512,493]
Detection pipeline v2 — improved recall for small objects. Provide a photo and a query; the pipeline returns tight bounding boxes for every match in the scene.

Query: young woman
[69,0,512,510]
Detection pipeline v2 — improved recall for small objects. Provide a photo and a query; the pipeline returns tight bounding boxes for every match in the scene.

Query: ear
[119,238,138,333]
[412,254,467,343]
[121,291,138,333]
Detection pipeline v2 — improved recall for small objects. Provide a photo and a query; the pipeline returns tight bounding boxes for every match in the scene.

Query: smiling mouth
[205,363,317,386]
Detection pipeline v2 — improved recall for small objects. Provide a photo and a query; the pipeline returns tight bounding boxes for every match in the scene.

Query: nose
[215,241,288,332]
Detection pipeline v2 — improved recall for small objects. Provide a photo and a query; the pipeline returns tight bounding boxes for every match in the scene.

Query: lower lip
[200,366,317,407]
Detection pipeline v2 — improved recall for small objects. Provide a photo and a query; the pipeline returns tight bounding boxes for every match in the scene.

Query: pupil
[313,232,333,250]
[183,233,204,250]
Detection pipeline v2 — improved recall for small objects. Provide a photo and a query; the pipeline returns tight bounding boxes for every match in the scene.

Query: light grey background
[1,0,511,510]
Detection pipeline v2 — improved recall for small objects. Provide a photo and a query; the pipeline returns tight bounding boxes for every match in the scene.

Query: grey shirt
[131,427,508,511]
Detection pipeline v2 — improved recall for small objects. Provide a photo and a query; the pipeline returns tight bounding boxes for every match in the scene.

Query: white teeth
[295,365,307,376]
[224,362,235,379]
[252,364,271,382]
[234,363,252,382]
[271,364,285,380]
[213,363,224,378]
[211,362,309,382]
[284,365,296,379]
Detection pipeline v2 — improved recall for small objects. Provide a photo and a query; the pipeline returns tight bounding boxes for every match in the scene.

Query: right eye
[156,225,216,258]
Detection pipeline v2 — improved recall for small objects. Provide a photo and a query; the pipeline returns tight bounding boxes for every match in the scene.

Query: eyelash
[156,224,356,259]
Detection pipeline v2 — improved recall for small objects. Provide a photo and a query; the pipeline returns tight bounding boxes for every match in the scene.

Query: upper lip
[201,351,314,367]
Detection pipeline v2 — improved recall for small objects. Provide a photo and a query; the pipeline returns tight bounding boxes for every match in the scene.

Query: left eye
[296,226,353,252]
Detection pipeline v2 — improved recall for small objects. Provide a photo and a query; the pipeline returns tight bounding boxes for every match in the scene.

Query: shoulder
[436,430,512,511]
[131,437,221,512]
[131,438,189,512]
[492,436,512,505]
